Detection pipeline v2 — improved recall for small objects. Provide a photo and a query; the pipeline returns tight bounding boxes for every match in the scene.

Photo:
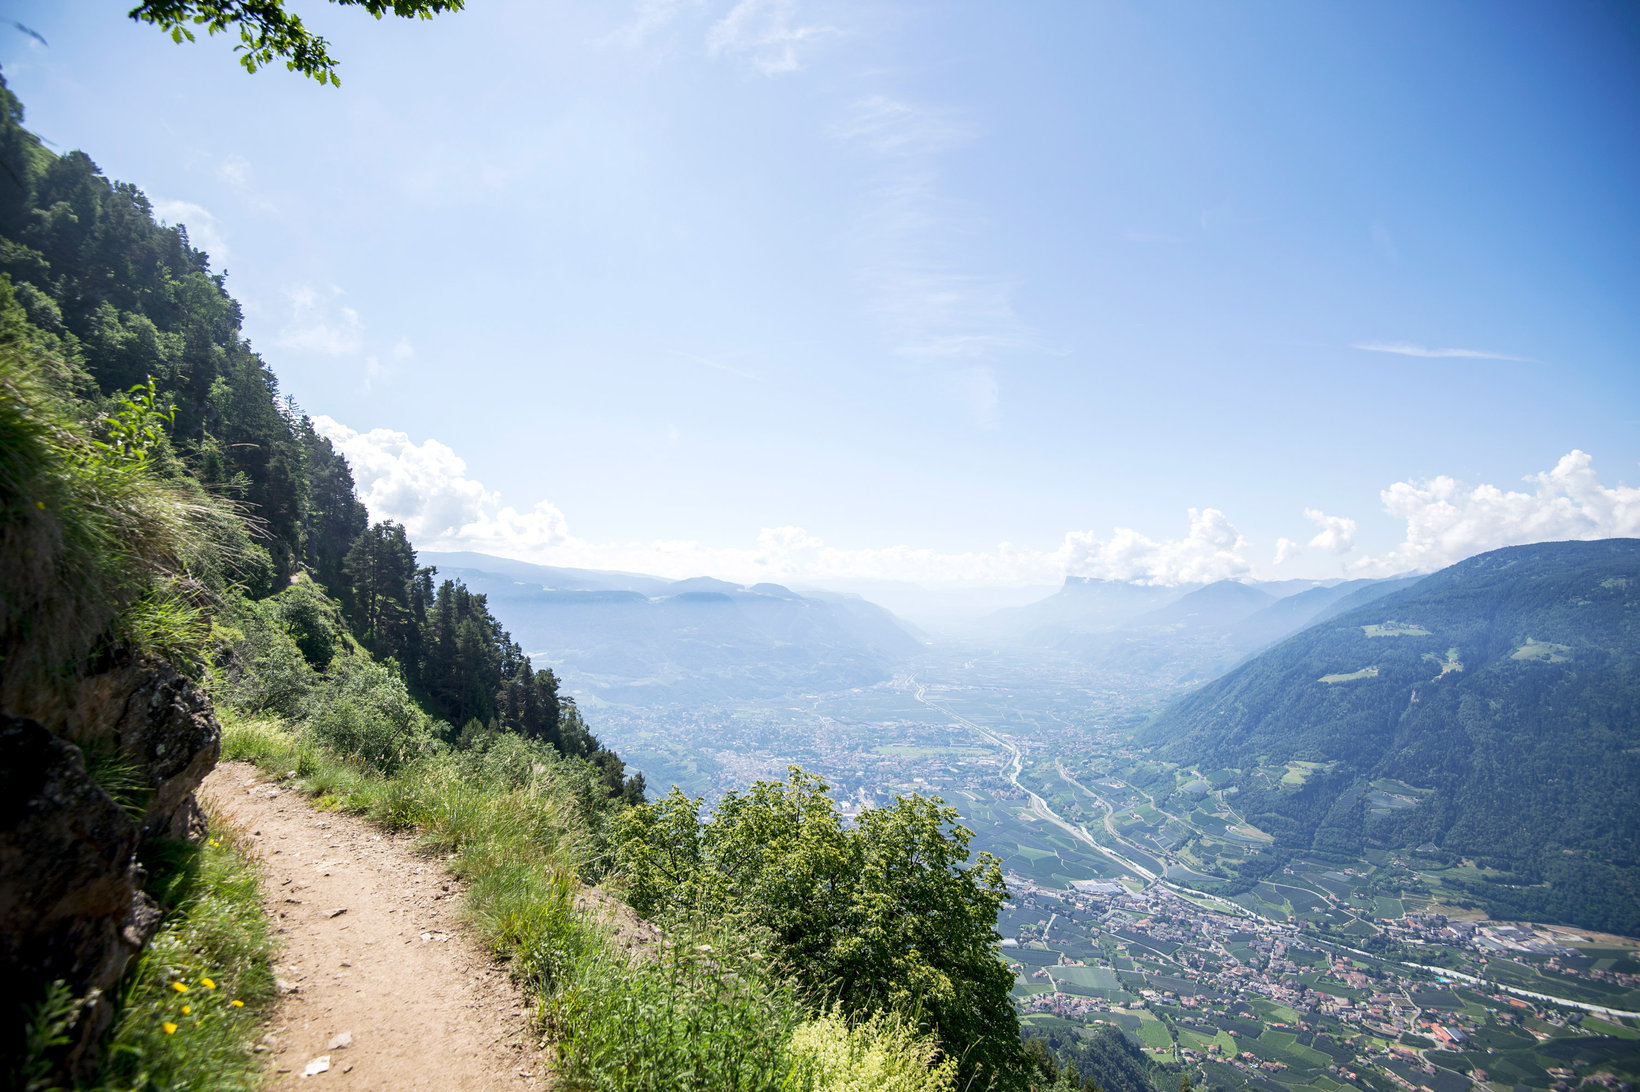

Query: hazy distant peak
[666,576,744,595]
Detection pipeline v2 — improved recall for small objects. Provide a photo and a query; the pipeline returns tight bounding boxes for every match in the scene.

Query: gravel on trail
[201,762,550,1091]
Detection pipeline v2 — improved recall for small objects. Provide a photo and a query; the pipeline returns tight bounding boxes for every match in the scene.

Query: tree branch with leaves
[128,0,463,85]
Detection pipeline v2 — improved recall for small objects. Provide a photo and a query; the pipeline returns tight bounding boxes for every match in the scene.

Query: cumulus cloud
[312,418,1270,587]
[1353,341,1531,362]
[312,421,1639,592]
[1057,508,1252,586]
[1356,450,1640,575]
[152,199,229,263]
[1304,508,1357,555]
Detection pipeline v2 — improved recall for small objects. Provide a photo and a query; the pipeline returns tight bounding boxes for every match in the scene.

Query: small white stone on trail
[300,1056,330,1078]
[203,762,544,1091]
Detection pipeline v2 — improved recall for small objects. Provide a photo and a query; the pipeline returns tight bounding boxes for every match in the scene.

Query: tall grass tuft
[0,327,229,715]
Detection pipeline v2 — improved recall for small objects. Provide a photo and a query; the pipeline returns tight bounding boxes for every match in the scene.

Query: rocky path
[200,762,549,1091]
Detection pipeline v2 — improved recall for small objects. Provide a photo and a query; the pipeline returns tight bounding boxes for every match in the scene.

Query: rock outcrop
[1,652,220,1082]
[66,653,222,842]
[0,715,161,1080]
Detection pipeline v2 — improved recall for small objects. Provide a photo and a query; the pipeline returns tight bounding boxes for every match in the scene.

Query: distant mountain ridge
[990,574,1406,686]
[420,553,924,706]
[1143,539,1640,935]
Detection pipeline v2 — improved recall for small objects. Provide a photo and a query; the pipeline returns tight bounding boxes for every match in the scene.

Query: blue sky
[4,1,1638,590]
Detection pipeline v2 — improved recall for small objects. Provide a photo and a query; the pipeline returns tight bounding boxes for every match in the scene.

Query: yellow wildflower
[201,978,216,989]
[182,1005,191,1015]
[172,982,189,993]
[163,1022,177,1035]
[231,999,244,1008]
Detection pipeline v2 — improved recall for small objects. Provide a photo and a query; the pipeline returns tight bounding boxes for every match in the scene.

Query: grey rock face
[0,714,158,1081]
[1,652,221,1081]
[66,653,222,842]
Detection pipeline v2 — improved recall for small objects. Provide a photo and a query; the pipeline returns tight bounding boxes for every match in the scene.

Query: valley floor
[201,763,549,1090]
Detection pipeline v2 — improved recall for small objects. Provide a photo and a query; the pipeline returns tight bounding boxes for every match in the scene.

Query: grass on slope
[220,715,956,1092]
[19,807,280,1092]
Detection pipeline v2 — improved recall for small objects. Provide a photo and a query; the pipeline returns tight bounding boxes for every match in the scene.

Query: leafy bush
[787,1008,955,1092]
[614,768,1025,1090]
[553,925,799,1092]
[306,652,440,772]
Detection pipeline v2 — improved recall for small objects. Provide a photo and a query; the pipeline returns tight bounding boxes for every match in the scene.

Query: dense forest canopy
[0,71,642,800]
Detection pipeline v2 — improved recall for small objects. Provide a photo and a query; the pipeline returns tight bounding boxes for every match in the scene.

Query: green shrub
[218,719,970,1092]
[306,653,439,772]
[551,924,799,1092]
[613,768,1025,1089]
[787,1008,956,1092]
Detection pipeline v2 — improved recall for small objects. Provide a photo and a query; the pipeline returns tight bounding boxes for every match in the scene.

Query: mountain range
[421,552,925,705]
[987,573,1414,685]
[1143,538,1640,935]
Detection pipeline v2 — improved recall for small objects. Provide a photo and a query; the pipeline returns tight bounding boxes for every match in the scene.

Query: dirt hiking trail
[201,762,549,1091]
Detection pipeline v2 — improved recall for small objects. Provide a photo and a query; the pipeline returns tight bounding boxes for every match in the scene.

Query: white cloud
[835,91,1039,427]
[151,198,229,263]
[1356,450,1640,575]
[314,416,572,551]
[313,424,1640,593]
[1057,508,1252,586]
[274,285,363,356]
[273,287,411,381]
[706,0,833,74]
[673,350,760,382]
[1304,508,1357,555]
[312,418,1270,587]
[1353,341,1531,362]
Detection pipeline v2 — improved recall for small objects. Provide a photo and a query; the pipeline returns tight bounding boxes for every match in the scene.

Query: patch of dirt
[201,762,549,1091]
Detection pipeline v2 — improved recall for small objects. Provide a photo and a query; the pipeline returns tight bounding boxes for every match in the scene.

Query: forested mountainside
[0,74,638,798]
[1143,539,1640,935]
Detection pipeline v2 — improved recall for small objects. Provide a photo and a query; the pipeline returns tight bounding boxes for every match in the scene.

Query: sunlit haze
[7,1,1637,591]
